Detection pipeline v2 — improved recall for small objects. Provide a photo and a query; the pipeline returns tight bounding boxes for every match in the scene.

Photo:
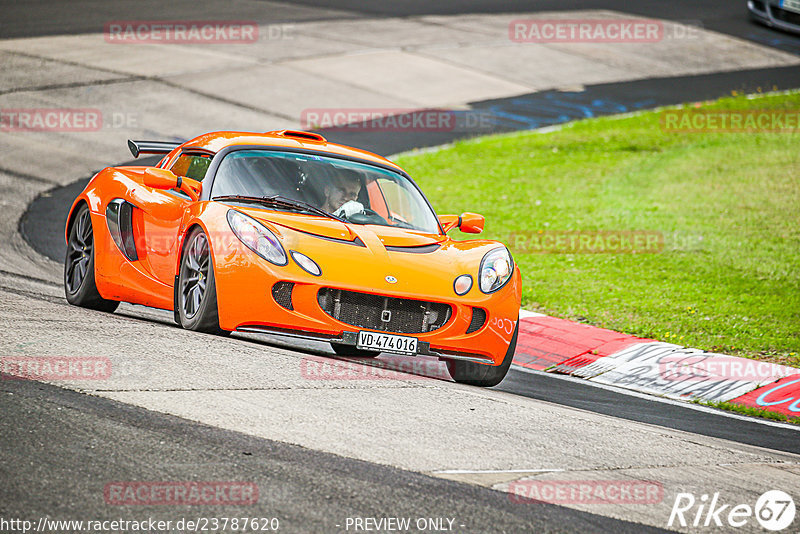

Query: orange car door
[136,152,211,285]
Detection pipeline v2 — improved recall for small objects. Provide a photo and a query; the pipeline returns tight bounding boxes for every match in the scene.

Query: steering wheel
[347,208,388,225]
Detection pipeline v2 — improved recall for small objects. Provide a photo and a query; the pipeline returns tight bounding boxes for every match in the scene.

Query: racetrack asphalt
[19,67,800,456]
[1,378,673,534]
[5,0,800,57]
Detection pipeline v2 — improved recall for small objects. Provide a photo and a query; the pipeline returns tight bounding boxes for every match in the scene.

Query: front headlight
[290,250,322,276]
[227,209,287,266]
[453,274,473,296]
[479,247,513,293]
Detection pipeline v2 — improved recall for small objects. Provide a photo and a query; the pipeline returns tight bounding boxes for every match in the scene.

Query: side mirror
[438,212,485,234]
[143,167,201,201]
[458,212,485,234]
[144,167,179,190]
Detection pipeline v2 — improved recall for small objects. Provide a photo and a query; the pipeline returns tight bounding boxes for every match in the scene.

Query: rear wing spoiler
[127,139,181,158]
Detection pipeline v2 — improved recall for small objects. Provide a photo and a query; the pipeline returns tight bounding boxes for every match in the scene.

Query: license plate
[783,0,800,13]
[357,331,418,355]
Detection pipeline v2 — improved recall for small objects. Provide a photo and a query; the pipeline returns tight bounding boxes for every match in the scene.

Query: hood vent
[385,243,441,254]
[269,130,327,143]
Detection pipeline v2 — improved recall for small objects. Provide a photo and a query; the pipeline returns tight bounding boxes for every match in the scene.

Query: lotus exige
[64,130,521,386]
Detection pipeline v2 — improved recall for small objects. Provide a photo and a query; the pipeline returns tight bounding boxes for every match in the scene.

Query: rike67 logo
[668,490,795,531]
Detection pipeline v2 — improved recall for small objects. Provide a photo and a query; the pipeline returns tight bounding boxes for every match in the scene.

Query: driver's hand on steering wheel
[334,200,364,219]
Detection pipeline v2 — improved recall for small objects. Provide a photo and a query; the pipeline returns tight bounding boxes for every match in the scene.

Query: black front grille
[773,5,800,24]
[751,0,766,12]
[466,308,487,334]
[272,282,294,310]
[317,288,451,334]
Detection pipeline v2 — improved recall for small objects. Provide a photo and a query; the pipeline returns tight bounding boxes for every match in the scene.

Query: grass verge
[697,399,800,425]
[396,91,800,365]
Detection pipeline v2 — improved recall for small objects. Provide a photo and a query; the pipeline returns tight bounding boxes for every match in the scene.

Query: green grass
[696,399,800,425]
[396,91,800,365]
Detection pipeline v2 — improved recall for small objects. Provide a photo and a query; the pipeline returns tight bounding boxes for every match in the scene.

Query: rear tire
[446,320,518,387]
[176,227,228,336]
[330,343,381,358]
[64,204,119,313]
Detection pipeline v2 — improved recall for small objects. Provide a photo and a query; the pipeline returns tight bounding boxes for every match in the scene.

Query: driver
[322,168,364,217]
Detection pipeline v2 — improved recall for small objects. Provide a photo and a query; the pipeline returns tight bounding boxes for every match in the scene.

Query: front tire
[64,204,119,312]
[176,227,228,335]
[446,320,518,387]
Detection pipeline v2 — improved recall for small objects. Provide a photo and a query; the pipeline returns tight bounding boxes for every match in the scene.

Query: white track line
[432,468,565,475]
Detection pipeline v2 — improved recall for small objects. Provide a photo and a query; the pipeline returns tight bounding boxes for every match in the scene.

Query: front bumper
[748,0,800,34]
[235,327,495,364]
[213,235,522,365]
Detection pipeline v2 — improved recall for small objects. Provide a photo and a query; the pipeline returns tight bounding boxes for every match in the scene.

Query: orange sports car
[64,130,521,386]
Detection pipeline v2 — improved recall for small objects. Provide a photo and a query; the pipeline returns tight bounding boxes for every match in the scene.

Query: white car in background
[748,0,800,34]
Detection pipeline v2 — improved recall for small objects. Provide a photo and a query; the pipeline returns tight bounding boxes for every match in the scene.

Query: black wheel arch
[173,222,206,323]
[65,198,90,244]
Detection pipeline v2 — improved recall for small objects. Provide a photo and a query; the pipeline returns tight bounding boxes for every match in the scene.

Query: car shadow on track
[114,304,457,384]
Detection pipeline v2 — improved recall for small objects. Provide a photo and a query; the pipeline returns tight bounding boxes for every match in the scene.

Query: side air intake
[272,282,295,310]
[466,308,487,334]
[105,199,138,261]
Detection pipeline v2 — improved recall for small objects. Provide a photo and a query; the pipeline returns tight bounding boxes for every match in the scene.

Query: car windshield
[210,150,440,233]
